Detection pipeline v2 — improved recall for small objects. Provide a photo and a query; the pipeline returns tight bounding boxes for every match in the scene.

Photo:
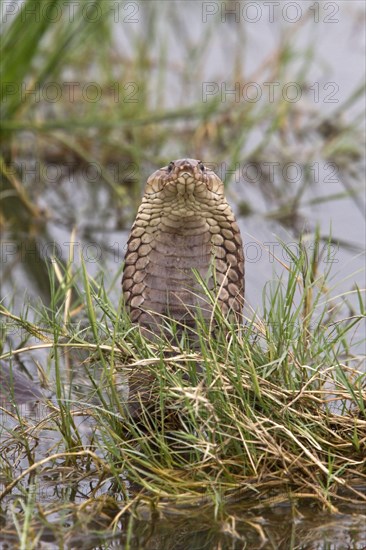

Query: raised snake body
[122,159,244,336]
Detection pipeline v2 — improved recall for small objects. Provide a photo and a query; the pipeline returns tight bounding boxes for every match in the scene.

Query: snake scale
[122,159,244,337]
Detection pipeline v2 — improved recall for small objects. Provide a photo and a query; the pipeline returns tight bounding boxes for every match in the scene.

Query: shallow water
[1,483,365,549]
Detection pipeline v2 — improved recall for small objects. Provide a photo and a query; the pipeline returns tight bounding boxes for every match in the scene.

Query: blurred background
[1,0,365,323]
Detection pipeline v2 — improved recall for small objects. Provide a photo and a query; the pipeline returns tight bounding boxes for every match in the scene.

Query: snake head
[145,158,225,199]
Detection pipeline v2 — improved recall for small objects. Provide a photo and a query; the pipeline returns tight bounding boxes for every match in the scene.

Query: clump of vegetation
[0,237,364,544]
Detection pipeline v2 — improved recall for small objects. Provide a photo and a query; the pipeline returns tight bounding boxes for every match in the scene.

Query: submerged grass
[0,237,365,543]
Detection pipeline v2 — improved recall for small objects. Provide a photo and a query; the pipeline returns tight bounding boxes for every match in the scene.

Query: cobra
[122,159,245,337]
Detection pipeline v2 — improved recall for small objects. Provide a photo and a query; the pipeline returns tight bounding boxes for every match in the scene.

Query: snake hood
[122,158,245,333]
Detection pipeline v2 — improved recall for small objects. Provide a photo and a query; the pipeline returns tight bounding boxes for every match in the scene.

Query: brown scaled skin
[122,158,245,338]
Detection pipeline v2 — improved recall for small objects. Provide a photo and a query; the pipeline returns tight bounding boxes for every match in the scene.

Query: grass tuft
[0,237,364,544]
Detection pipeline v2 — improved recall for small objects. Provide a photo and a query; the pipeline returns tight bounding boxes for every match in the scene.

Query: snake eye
[198,161,205,173]
[167,161,175,173]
